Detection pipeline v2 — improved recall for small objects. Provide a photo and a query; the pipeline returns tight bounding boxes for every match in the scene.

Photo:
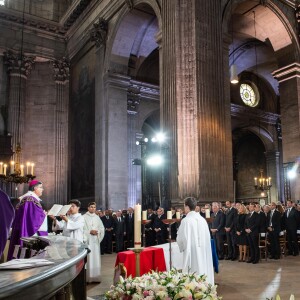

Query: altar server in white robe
[83,202,105,283]
[177,197,214,285]
[51,199,84,242]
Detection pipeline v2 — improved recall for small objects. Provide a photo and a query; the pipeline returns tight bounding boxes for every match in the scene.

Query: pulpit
[0,236,89,300]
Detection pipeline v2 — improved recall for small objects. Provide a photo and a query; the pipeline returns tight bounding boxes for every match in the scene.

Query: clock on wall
[240,83,259,107]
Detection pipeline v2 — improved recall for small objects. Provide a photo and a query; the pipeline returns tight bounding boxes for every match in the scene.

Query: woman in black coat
[235,205,248,262]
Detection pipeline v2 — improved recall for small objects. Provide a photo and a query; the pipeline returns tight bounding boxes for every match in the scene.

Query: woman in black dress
[236,205,248,262]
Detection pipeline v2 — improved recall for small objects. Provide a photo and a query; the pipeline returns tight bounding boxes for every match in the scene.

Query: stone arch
[104,0,162,76]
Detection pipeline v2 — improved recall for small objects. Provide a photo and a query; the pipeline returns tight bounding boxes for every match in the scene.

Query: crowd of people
[97,199,300,266]
[2,179,300,284]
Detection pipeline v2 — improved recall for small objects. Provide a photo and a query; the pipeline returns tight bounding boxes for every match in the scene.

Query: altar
[115,240,218,278]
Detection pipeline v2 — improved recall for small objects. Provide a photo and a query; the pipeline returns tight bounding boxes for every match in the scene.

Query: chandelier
[0,0,35,186]
[254,169,271,191]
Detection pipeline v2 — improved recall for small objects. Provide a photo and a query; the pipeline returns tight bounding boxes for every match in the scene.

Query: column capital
[52,57,70,83]
[4,50,35,78]
[127,87,140,115]
[272,62,300,83]
[90,18,108,49]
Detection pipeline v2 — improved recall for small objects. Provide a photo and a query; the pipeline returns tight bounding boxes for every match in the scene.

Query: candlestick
[167,211,172,219]
[176,211,180,219]
[269,177,271,185]
[134,204,141,248]
[0,162,3,175]
[142,210,147,221]
[20,164,24,176]
[254,177,257,185]
[3,164,7,176]
[205,209,210,218]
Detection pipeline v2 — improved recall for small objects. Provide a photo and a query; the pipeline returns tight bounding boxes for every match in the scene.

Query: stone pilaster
[127,87,140,208]
[93,19,108,209]
[265,151,280,204]
[4,51,35,155]
[161,0,233,203]
[272,64,300,201]
[52,58,70,204]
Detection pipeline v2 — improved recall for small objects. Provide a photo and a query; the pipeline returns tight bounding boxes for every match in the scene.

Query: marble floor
[87,253,300,300]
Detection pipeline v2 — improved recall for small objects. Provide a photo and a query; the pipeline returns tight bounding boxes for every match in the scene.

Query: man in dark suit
[126,207,134,248]
[114,211,126,253]
[211,202,225,260]
[267,202,282,259]
[255,204,267,233]
[100,210,114,254]
[282,200,300,256]
[245,203,260,264]
[225,200,237,260]
[153,207,168,245]
[145,208,156,246]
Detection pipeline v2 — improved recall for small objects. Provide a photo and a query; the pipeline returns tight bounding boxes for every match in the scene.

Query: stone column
[160,0,233,203]
[273,64,300,201]
[52,58,70,204]
[127,87,140,208]
[4,51,35,154]
[92,18,109,209]
[265,151,280,204]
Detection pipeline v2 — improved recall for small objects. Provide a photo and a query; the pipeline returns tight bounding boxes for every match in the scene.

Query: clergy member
[51,199,84,242]
[7,180,48,261]
[0,189,15,259]
[176,197,214,285]
[83,202,105,283]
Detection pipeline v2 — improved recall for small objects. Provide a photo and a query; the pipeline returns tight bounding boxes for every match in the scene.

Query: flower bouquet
[105,268,221,299]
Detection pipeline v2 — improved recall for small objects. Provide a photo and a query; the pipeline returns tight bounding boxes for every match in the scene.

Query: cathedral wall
[24,61,56,208]
[70,48,96,206]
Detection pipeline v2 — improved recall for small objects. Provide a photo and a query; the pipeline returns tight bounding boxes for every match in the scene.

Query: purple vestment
[7,193,47,261]
[0,189,15,258]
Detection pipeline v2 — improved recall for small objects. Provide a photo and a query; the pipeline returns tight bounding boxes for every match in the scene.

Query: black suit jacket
[101,215,114,230]
[257,212,267,233]
[225,207,237,229]
[267,210,281,233]
[211,210,225,234]
[244,211,259,234]
[283,207,300,231]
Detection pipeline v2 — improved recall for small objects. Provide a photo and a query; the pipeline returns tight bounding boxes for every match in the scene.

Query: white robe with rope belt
[176,211,214,285]
[83,212,105,282]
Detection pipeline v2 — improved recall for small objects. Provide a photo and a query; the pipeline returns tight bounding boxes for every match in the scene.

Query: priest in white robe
[51,200,84,243]
[177,197,214,285]
[83,202,105,283]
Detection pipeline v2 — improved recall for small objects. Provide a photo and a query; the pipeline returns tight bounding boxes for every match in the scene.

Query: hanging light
[0,0,35,186]
[230,64,239,84]
[230,1,239,84]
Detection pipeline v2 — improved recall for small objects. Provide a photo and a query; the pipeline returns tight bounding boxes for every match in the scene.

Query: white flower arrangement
[105,268,221,300]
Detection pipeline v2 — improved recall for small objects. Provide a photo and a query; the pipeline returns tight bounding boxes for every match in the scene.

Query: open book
[48,204,71,216]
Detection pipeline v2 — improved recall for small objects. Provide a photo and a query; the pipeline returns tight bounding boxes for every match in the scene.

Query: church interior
[1,0,300,298]
[0,0,299,210]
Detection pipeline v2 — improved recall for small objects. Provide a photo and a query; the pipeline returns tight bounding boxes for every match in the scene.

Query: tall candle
[10,161,15,174]
[26,162,30,175]
[31,163,35,176]
[167,211,172,219]
[142,210,147,221]
[3,164,7,176]
[205,209,210,218]
[176,211,180,219]
[254,177,257,185]
[0,162,3,175]
[269,177,271,185]
[134,204,141,248]
[20,164,24,176]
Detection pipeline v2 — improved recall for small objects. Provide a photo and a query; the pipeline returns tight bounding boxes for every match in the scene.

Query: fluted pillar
[160,0,233,203]
[265,151,280,204]
[52,58,70,204]
[4,51,35,154]
[273,63,300,201]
